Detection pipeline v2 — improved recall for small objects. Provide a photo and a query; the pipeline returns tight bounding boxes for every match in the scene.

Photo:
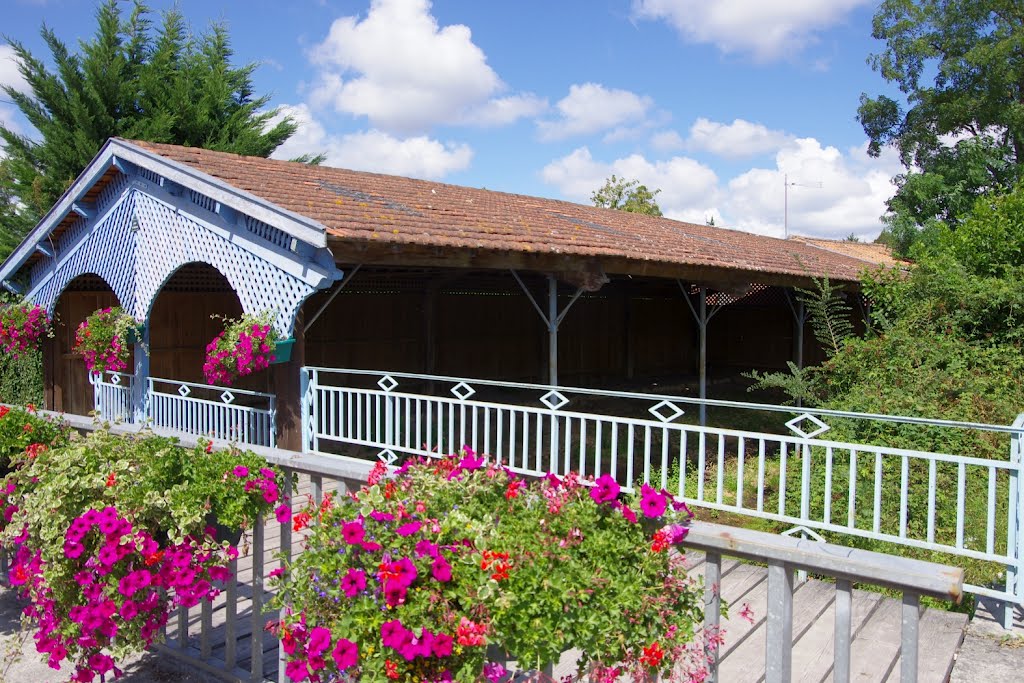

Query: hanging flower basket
[270,338,295,364]
[0,300,50,359]
[203,311,279,386]
[74,307,145,374]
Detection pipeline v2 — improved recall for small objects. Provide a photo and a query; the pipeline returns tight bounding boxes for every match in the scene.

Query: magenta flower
[332,637,358,670]
[484,662,507,682]
[431,632,454,658]
[340,568,366,597]
[639,484,668,519]
[275,504,292,524]
[307,626,332,657]
[431,556,452,583]
[232,465,249,478]
[284,659,310,681]
[381,620,408,649]
[590,474,620,504]
[395,521,421,537]
[341,521,365,544]
[384,582,408,607]
[620,504,638,524]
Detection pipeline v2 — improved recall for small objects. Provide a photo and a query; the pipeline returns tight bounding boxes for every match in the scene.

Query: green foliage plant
[73,307,145,374]
[0,426,287,678]
[591,175,664,216]
[272,450,713,682]
[0,402,70,483]
[858,0,1024,252]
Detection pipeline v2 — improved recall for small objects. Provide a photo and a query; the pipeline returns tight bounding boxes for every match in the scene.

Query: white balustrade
[147,376,277,448]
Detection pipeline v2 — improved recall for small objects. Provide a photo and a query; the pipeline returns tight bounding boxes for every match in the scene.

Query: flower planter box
[271,338,296,364]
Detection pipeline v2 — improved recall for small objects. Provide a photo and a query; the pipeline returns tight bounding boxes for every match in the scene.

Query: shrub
[271,450,713,683]
[1,426,287,678]
[0,403,70,476]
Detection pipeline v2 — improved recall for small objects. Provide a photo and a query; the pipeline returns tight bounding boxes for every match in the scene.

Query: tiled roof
[126,140,878,285]
[789,236,909,269]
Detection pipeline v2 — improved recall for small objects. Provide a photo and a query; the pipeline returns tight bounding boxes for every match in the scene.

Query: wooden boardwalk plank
[847,598,902,681]
[793,588,884,683]
[885,607,968,683]
[718,579,835,681]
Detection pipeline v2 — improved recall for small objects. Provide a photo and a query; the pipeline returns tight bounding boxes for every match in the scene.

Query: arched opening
[147,262,261,388]
[49,274,124,415]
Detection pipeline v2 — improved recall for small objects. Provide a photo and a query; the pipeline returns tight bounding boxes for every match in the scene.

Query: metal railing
[300,367,1024,611]
[687,521,963,683]
[148,377,277,448]
[89,370,135,423]
[0,411,969,683]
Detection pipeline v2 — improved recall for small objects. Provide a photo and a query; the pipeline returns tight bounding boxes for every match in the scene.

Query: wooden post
[273,313,306,451]
[624,287,634,380]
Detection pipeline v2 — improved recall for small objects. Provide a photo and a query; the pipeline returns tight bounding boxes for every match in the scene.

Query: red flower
[384,660,399,680]
[0,406,9,418]
[292,511,312,532]
[22,423,33,433]
[105,472,116,488]
[640,641,664,667]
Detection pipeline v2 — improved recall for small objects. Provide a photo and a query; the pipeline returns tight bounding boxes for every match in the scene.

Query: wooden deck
[163,474,969,683]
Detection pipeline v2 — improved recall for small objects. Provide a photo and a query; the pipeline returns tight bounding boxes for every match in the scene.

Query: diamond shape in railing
[540,390,569,411]
[649,400,684,423]
[378,375,398,392]
[785,413,830,439]
[220,391,235,405]
[378,449,398,465]
[177,384,191,397]
[451,382,476,400]
[110,373,121,386]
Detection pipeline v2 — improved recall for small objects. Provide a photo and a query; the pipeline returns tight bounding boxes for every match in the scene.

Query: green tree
[858,0,1024,253]
[590,175,663,216]
[0,0,299,258]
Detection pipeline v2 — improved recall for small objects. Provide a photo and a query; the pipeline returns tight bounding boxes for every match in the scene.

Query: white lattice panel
[27,171,329,337]
[32,193,138,316]
[133,192,316,335]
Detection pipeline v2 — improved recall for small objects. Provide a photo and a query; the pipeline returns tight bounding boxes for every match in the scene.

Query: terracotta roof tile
[789,236,909,269]
[126,140,876,284]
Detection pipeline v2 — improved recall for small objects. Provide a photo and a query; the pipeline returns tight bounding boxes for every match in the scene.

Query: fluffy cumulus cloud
[308,0,541,132]
[270,104,472,179]
[632,0,872,61]
[538,83,653,141]
[541,136,902,239]
[540,146,720,225]
[686,118,793,158]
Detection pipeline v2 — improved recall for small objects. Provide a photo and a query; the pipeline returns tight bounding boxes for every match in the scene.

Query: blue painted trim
[2,280,24,295]
[35,243,54,258]
[72,202,96,219]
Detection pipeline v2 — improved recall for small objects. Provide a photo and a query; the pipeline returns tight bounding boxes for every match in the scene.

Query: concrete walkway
[949,597,1024,682]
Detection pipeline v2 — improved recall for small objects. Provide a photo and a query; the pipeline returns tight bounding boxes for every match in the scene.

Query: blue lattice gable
[0,139,343,337]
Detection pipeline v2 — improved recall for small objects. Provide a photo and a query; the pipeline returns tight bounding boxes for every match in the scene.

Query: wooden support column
[624,287,634,380]
[273,313,306,452]
[42,333,58,411]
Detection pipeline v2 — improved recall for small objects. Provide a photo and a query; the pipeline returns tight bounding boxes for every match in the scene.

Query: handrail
[304,366,1024,435]
[683,521,963,683]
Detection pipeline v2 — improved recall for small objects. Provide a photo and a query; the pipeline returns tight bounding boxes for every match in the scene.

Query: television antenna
[784,174,822,238]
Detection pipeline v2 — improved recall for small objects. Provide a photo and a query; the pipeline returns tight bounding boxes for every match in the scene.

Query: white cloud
[461,93,548,127]
[538,83,653,141]
[0,45,29,95]
[540,146,720,223]
[686,118,793,158]
[632,0,871,61]
[307,0,534,132]
[540,137,903,240]
[650,130,685,152]
[270,104,472,179]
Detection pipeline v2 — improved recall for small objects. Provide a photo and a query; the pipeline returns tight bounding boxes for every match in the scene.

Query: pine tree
[0,1,299,258]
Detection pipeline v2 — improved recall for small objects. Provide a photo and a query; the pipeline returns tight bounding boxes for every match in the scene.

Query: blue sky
[1,0,906,240]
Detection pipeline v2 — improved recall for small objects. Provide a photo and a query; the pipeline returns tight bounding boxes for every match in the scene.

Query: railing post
[765,561,794,683]
[132,324,150,424]
[834,579,852,683]
[268,393,277,449]
[300,367,311,453]
[900,592,920,683]
[1005,413,1024,628]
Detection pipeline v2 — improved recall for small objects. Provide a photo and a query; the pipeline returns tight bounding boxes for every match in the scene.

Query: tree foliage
[858,0,1024,252]
[591,175,663,216]
[0,0,298,257]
